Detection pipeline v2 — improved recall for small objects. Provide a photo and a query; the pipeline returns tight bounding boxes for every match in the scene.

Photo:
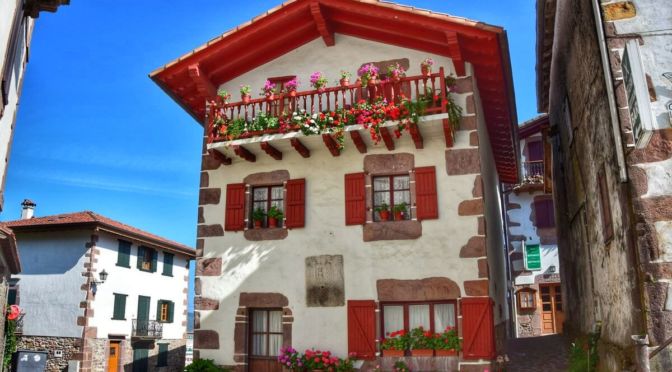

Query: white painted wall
[0,0,34,207]
[13,230,90,338]
[217,34,457,99]
[90,232,190,340]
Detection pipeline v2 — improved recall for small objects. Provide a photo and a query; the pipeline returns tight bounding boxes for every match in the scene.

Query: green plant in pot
[252,207,266,229]
[409,327,434,356]
[375,203,390,221]
[381,329,409,357]
[433,326,461,356]
[393,202,407,221]
[267,205,283,228]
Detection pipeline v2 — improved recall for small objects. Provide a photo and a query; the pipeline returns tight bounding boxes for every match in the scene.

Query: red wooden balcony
[205,67,457,163]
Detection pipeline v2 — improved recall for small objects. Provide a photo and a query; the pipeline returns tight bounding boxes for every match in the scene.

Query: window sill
[138,267,155,273]
[363,220,422,242]
[162,273,173,277]
[116,264,130,269]
[111,318,126,321]
[244,227,288,241]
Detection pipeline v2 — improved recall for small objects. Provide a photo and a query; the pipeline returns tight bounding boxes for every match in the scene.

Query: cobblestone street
[505,334,570,372]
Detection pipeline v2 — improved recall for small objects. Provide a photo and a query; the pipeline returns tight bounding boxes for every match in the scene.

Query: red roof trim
[150,0,519,183]
[5,211,195,258]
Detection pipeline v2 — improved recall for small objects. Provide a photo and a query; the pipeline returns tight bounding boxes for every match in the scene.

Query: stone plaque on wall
[305,255,344,307]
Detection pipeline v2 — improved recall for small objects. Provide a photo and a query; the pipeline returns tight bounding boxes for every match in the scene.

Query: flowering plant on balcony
[310,71,328,90]
[358,63,379,86]
[408,327,434,350]
[387,63,406,80]
[239,84,251,96]
[381,329,410,351]
[303,349,340,370]
[338,70,352,86]
[433,326,461,351]
[421,58,434,76]
[261,80,277,98]
[278,346,303,370]
[284,77,299,94]
[216,88,231,103]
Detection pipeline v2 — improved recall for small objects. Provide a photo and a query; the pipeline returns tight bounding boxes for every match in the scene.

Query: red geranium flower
[7,305,20,320]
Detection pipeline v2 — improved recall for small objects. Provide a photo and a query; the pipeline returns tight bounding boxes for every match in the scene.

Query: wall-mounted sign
[622,40,654,148]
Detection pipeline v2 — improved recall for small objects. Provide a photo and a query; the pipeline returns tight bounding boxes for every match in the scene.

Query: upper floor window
[251,185,284,229]
[137,246,157,273]
[381,302,456,336]
[533,199,555,229]
[517,289,536,310]
[373,175,411,222]
[156,300,174,323]
[116,240,131,268]
[162,252,174,276]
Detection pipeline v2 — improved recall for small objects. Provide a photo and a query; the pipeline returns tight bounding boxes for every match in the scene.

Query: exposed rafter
[208,149,232,166]
[379,127,395,151]
[188,63,217,98]
[445,31,465,76]
[260,142,282,160]
[442,119,454,148]
[409,124,424,149]
[310,1,335,46]
[290,138,310,158]
[322,134,341,156]
[349,131,367,154]
[232,145,256,162]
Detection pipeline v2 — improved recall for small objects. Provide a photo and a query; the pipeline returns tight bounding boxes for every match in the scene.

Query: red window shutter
[415,166,438,220]
[224,183,246,231]
[461,297,495,360]
[347,300,376,360]
[285,179,306,228]
[345,173,366,225]
[534,199,555,228]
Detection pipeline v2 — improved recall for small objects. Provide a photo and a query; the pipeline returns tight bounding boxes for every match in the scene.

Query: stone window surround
[241,170,290,241]
[362,153,422,241]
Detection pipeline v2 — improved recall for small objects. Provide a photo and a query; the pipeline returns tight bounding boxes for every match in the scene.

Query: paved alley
[505,334,570,372]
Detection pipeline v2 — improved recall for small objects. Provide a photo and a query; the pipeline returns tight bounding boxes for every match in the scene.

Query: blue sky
[3,0,537,304]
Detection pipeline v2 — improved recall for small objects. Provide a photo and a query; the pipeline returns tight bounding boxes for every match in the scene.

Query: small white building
[4,204,195,372]
[503,115,562,338]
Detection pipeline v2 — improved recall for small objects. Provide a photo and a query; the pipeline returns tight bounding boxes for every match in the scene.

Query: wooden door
[248,309,283,372]
[540,284,563,334]
[107,342,120,372]
[137,296,150,336]
[132,348,148,372]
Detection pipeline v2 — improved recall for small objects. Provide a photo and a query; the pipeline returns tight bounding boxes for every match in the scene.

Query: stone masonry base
[16,336,82,372]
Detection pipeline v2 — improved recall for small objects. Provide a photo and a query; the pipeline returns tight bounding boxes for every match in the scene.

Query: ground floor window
[381,302,456,335]
[250,309,283,357]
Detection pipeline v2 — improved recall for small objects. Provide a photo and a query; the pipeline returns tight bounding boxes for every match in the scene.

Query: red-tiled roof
[4,211,195,257]
[150,0,520,183]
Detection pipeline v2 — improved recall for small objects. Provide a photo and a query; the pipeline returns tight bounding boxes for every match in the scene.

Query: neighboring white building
[4,204,195,372]
[151,1,522,371]
[503,115,562,338]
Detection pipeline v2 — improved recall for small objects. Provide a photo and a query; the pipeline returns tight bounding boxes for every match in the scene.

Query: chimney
[21,199,36,219]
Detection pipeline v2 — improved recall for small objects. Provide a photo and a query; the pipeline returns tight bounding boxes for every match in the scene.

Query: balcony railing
[132,319,163,339]
[522,160,544,179]
[207,67,449,144]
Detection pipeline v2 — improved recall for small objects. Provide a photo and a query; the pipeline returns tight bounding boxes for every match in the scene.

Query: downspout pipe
[591,0,628,182]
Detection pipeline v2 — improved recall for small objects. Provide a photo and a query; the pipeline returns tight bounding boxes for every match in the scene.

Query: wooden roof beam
[409,124,424,149]
[290,138,310,158]
[188,63,217,98]
[310,2,335,46]
[350,131,367,154]
[260,142,282,160]
[208,149,232,166]
[442,119,454,148]
[379,127,395,151]
[232,145,256,162]
[322,134,341,156]
[445,31,466,76]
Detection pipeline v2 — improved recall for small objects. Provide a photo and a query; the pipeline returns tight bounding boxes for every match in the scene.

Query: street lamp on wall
[90,269,108,296]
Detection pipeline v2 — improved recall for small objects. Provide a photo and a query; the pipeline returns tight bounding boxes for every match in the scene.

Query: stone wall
[120,339,186,372]
[16,336,82,372]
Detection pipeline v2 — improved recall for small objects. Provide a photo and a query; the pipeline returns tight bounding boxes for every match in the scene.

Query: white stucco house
[503,115,562,338]
[4,203,195,372]
[151,1,521,371]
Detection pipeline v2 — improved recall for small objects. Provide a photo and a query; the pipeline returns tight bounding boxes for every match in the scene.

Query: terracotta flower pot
[289,90,297,97]
[254,220,262,229]
[367,76,378,87]
[394,211,403,221]
[379,210,390,221]
[317,87,326,93]
[421,65,432,77]
[266,93,275,101]
[410,349,434,357]
[242,94,251,103]
[435,349,457,356]
[382,349,405,357]
[268,217,278,228]
[340,78,350,87]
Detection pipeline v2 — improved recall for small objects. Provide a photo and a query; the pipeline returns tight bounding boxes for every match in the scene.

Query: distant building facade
[503,115,562,338]
[4,206,194,372]
[537,0,672,369]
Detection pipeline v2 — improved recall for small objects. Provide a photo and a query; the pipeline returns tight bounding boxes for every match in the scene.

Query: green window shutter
[136,246,145,270]
[157,343,168,367]
[156,300,163,322]
[150,249,158,272]
[162,253,174,276]
[116,240,131,268]
[112,293,127,320]
[168,301,174,323]
[525,244,542,270]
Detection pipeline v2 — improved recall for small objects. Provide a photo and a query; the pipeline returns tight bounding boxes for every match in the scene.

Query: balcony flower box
[410,349,434,357]
[382,349,405,357]
[435,349,458,356]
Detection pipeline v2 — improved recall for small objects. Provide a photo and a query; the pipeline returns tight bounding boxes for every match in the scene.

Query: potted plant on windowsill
[252,207,265,229]
[433,326,461,356]
[381,329,408,357]
[267,205,283,228]
[409,327,434,357]
[393,202,407,221]
[375,203,390,221]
